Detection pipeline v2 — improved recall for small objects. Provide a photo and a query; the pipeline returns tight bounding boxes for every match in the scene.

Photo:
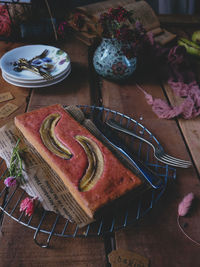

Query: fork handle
[18,59,52,80]
[110,141,164,189]
[17,62,50,80]
[28,49,48,63]
[19,64,40,76]
[126,151,164,189]
[97,124,164,189]
[106,119,155,149]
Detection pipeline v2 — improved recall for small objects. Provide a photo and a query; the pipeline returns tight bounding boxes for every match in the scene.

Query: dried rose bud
[57,21,69,38]
[4,176,17,187]
[20,197,36,217]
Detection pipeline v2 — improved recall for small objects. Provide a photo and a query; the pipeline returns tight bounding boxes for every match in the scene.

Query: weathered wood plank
[0,18,200,267]
[0,77,29,128]
[162,82,200,174]
[100,74,199,267]
[0,216,107,267]
[0,42,30,127]
[0,39,107,267]
[100,77,191,161]
[27,38,92,111]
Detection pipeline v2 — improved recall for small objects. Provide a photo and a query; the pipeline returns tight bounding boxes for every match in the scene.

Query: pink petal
[4,176,17,187]
[20,197,35,217]
[178,192,194,216]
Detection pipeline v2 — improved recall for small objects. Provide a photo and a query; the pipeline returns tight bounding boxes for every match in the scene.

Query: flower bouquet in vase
[92,6,153,81]
[58,6,154,81]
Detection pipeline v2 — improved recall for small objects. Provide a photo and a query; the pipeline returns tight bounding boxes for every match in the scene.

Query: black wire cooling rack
[0,105,176,247]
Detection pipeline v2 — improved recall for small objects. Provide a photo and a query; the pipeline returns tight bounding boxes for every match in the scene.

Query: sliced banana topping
[75,135,104,192]
[40,113,72,159]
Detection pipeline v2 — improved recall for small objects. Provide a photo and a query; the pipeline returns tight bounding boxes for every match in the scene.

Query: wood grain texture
[100,73,200,267]
[114,165,200,267]
[159,24,200,174]
[0,216,107,267]
[0,39,107,267]
[101,77,191,161]
[0,17,200,267]
[0,42,30,127]
[27,38,92,111]
[162,82,200,174]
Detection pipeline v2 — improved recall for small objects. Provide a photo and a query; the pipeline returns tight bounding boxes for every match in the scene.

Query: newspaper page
[0,105,148,228]
[0,121,94,227]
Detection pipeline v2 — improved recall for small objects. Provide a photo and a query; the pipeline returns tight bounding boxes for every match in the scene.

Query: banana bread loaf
[14,104,142,219]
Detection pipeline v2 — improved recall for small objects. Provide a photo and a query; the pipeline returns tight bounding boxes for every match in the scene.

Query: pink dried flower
[147,31,154,45]
[177,192,200,246]
[57,21,69,37]
[178,192,194,217]
[168,45,187,66]
[20,197,36,217]
[4,176,17,187]
[99,6,136,40]
[0,5,12,37]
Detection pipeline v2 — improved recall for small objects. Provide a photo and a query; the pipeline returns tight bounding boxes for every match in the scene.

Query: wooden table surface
[0,16,200,267]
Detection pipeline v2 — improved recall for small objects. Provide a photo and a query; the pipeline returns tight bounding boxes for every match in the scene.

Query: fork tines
[159,154,192,168]
[39,70,53,81]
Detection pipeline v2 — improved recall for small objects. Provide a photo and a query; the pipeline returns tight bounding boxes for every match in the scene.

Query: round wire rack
[0,105,176,247]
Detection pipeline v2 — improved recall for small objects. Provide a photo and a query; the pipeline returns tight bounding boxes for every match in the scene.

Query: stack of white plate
[0,45,71,88]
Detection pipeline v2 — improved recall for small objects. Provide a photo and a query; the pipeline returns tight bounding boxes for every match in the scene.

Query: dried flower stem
[177,215,200,246]
[177,193,200,247]
[8,139,23,182]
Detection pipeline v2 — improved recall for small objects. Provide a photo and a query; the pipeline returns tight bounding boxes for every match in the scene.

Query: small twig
[44,0,58,41]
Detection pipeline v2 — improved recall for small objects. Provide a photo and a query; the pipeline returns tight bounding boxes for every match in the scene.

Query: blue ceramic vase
[93,38,137,81]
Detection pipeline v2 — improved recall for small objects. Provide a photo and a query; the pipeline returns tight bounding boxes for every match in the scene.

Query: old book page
[77,0,160,31]
[0,121,93,227]
[77,0,137,17]
[69,0,176,46]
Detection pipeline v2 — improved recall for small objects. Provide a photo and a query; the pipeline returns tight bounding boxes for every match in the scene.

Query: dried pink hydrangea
[4,176,17,187]
[20,197,36,217]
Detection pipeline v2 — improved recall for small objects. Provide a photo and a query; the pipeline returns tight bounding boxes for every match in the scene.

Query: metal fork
[28,49,49,63]
[106,119,192,168]
[17,49,49,64]
[14,59,53,81]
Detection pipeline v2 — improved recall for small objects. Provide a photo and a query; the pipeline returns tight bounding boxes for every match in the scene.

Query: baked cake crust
[15,104,142,218]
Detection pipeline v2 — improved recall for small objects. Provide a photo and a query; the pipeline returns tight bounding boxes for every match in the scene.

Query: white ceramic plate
[3,62,71,83]
[3,65,71,84]
[0,44,70,81]
[2,67,71,88]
